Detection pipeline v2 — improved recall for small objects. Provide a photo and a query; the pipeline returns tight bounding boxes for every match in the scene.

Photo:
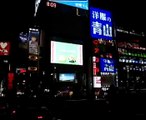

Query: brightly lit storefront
[116,28,146,90]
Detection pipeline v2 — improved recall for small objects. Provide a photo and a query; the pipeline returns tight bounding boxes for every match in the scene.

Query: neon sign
[90,7,112,40]
[100,58,115,73]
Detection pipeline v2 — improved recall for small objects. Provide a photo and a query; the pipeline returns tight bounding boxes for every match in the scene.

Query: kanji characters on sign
[90,7,113,40]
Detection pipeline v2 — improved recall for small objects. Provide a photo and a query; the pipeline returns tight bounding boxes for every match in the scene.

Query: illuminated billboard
[100,58,115,73]
[93,76,101,88]
[90,7,112,40]
[0,42,10,56]
[49,0,88,10]
[18,32,28,50]
[51,41,83,65]
[28,28,40,55]
[59,73,76,82]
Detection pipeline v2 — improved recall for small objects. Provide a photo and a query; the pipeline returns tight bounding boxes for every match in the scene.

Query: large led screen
[49,0,88,10]
[51,41,83,65]
[59,73,76,82]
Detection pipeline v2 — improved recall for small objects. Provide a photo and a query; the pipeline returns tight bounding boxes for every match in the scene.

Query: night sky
[113,0,146,31]
[0,0,145,40]
[0,0,34,39]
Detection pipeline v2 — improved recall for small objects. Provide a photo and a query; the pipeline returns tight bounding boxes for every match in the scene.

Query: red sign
[93,40,99,45]
[93,56,100,75]
[94,48,100,53]
[8,72,14,90]
[93,67,100,75]
[0,42,10,56]
[93,40,100,54]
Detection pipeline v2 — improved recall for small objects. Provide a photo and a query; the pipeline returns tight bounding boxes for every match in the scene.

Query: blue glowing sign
[100,58,115,73]
[49,0,88,10]
[90,7,112,40]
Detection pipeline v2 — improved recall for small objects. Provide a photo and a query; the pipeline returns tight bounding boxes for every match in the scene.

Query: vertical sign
[8,72,14,90]
[28,28,40,72]
[28,28,40,55]
[90,7,112,40]
[93,76,101,88]
[92,40,100,76]
[92,39,101,88]
[19,32,28,49]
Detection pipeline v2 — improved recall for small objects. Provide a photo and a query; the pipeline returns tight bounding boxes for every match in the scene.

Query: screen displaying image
[48,0,88,10]
[19,32,28,43]
[28,28,40,55]
[18,32,28,49]
[59,73,76,82]
[51,41,83,65]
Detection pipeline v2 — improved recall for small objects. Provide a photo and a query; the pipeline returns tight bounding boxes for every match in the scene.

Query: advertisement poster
[19,32,28,49]
[28,28,40,55]
[51,41,83,65]
[0,42,10,56]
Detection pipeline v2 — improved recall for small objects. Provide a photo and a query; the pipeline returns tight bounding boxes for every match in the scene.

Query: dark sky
[92,0,146,31]
[113,0,146,29]
[0,0,34,35]
[0,0,145,40]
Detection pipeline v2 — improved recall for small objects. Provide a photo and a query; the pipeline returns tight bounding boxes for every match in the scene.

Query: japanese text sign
[100,58,115,73]
[90,7,112,40]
